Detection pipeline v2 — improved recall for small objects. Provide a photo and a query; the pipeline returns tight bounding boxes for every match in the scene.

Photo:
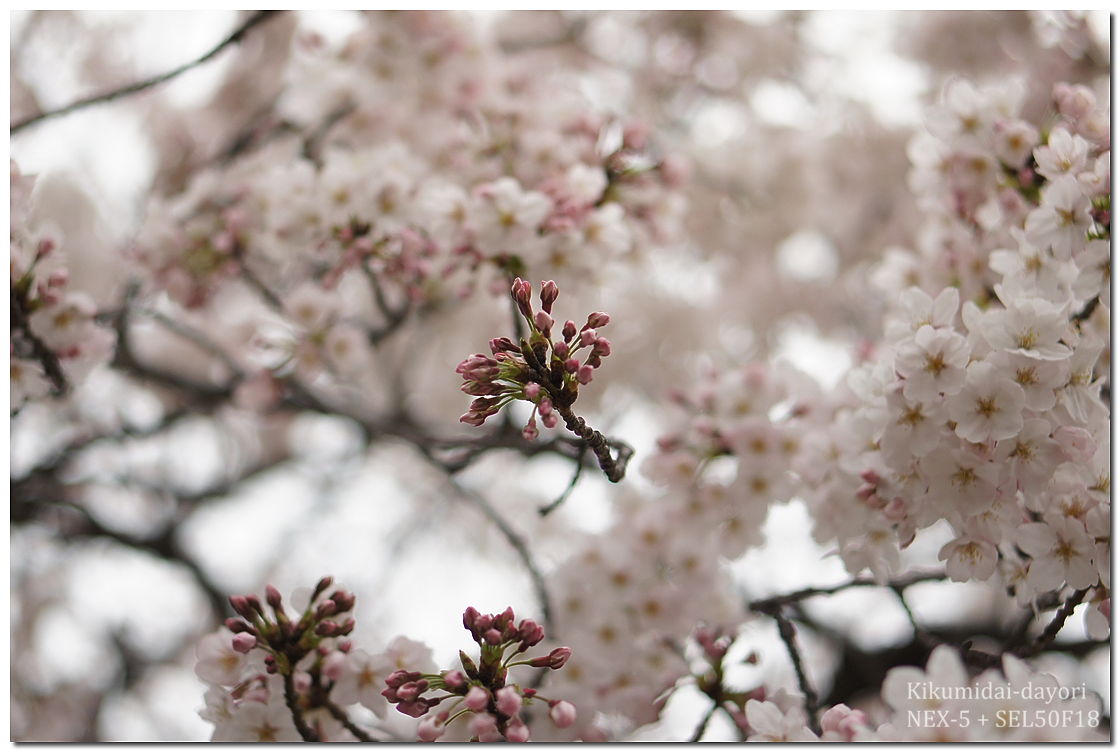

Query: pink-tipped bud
[579,329,596,347]
[231,632,258,653]
[314,575,334,596]
[469,712,499,741]
[417,714,446,742]
[496,686,522,718]
[512,278,533,317]
[585,312,610,329]
[540,280,559,313]
[484,628,503,645]
[534,310,554,335]
[541,413,558,429]
[593,337,611,357]
[443,670,466,689]
[505,718,530,742]
[322,651,347,681]
[265,585,283,610]
[316,620,339,636]
[465,686,490,712]
[225,618,253,634]
[548,700,577,728]
[855,483,877,501]
[547,646,572,669]
[522,419,539,441]
[576,365,594,385]
[554,341,569,359]
[524,382,541,399]
[537,399,552,417]
[489,337,519,354]
[859,468,881,485]
[229,595,256,620]
[330,589,356,612]
[316,600,338,619]
[36,238,56,258]
[562,320,578,341]
[564,358,580,373]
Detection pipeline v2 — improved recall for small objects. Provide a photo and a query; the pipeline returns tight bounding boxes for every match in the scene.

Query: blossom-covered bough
[10,10,1110,743]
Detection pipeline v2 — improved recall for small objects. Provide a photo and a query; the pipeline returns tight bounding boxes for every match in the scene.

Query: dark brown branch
[554,404,632,482]
[283,671,320,742]
[322,698,377,743]
[1019,587,1091,657]
[11,11,284,134]
[539,443,586,516]
[767,608,820,735]
[689,703,717,742]
[747,570,947,612]
[11,289,69,395]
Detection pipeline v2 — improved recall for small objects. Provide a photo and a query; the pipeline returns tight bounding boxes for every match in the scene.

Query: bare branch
[11,11,284,134]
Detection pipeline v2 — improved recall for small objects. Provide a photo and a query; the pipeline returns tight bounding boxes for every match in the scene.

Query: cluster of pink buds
[383,606,576,742]
[456,278,611,440]
[226,577,356,677]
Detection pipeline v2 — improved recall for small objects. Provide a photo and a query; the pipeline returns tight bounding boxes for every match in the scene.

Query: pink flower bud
[542,413,557,429]
[496,686,522,718]
[418,715,446,742]
[534,310,554,334]
[231,632,257,653]
[484,627,503,645]
[547,646,572,669]
[593,337,611,357]
[522,422,539,441]
[540,280,559,313]
[322,651,347,681]
[469,712,499,741]
[859,468,881,485]
[554,341,569,358]
[465,686,489,712]
[505,718,530,742]
[577,365,594,385]
[585,312,610,329]
[524,382,541,399]
[265,585,283,610]
[564,358,580,373]
[580,329,597,347]
[511,278,533,317]
[443,670,466,689]
[548,700,577,728]
[562,320,578,341]
[537,399,552,417]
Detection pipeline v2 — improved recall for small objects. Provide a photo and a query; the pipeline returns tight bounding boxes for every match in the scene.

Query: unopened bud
[540,280,559,313]
[577,365,594,385]
[232,632,258,653]
[265,585,283,610]
[316,620,339,636]
[562,320,578,341]
[585,312,610,329]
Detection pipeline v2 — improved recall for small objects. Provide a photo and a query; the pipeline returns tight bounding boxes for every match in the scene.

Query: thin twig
[11,11,283,134]
[432,469,555,637]
[746,570,946,613]
[768,608,820,735]
[1018,587,1091,658]
[11,290,70,395]
[322,698,377,743]
[689,703,717,742]
[538,443,586,516]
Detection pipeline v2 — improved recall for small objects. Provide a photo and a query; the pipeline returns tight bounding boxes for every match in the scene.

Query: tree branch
[11,11,284,134]
[283,671,320,742]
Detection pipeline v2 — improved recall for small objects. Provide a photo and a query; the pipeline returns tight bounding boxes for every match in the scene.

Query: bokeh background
[9,10,1110,741]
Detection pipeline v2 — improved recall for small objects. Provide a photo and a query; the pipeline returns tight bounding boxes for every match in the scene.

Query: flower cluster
[10,161,114,408]
[382,607,575,742]
[457,278,611,437]
[810,79,1110,633]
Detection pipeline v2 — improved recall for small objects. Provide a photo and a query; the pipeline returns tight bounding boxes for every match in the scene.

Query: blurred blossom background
[9,10,1111,741]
